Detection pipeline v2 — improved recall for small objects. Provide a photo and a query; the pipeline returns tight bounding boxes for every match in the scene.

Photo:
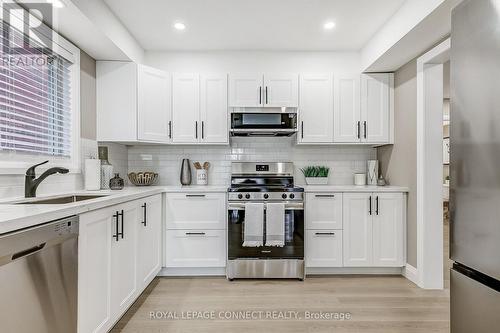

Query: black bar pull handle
[118,210,124,239]
[186,194,206,198]
[363,121,367,139]
[142,203,147,226]
[314,232,336,236]
[185,232,206,236]
[168,121,172,139]
[113,211,119,241]
[369,196,372,215]
[201,121,204,139]
[376,196,379,215]
[301,121,304,139]
[315,194,335,198]
[195,121,198,139]
[357,121,360,139]
[265,86,268,104]
[259,86,262,105]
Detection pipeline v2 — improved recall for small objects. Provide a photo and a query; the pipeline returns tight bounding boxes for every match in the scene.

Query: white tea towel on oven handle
[265,202,285,247]
[243,202,264,247]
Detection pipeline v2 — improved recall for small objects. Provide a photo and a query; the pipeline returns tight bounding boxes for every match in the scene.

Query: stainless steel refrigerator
[450,0,500,331]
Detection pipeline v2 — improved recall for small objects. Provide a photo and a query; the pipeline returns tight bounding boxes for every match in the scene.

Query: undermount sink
[12,195,108,205]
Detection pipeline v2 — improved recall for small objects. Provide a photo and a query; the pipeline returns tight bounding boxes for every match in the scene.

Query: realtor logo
[1,2,53,55]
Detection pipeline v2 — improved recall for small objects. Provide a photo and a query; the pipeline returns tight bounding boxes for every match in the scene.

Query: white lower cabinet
[165,230,226,268]
[305,191,405,270]
[78,194,162,333]
[343,192,404,267]
[305,230,343,267]
[164,192,226,271]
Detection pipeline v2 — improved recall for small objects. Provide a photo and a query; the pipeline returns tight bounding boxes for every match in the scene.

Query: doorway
[416,39,450,289]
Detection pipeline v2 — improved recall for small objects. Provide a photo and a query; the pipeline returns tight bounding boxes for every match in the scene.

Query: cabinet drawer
[165,193,226,229]
[306,193,343,229]
[305,230,343,267]
[165,230,226,268]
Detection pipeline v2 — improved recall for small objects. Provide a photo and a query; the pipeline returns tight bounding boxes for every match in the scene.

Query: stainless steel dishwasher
[0,216,78,333]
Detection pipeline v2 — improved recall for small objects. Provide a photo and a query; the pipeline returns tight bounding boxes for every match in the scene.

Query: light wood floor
[112,274,450,333]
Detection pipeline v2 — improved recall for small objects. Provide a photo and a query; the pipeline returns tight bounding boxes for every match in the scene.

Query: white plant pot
[305,177,329,185]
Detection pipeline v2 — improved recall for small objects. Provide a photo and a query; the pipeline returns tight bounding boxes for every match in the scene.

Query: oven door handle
[227,202,304,210]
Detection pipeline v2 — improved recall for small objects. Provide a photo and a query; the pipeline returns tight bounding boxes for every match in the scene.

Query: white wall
[145,51,361,75]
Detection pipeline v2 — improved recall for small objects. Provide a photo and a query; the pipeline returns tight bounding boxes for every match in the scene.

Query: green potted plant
[301,166,330,185]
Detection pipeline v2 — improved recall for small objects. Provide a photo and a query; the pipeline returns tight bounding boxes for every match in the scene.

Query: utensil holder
[196,169,208,185]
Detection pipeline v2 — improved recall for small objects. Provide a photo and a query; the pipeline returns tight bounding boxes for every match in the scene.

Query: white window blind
[0,17,73,157]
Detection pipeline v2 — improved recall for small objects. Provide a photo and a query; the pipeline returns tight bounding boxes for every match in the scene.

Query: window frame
[0,2,81,175]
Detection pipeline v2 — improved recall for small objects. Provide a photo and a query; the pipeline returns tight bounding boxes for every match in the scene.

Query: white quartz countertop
[0,185,227,234]
[302,185,409,192]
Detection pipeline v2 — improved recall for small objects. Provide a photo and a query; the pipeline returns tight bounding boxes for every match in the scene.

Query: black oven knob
[289,193,295,199]
[238,194,243,199]
[263,193,269,199]
[245,194,251,199]
[282,193,287,199]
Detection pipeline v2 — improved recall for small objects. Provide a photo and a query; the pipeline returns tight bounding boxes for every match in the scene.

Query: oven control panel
[228,192,303,201]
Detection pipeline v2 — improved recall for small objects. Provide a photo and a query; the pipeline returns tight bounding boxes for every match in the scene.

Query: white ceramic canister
[196,169,208,185]
[354,173,367,186]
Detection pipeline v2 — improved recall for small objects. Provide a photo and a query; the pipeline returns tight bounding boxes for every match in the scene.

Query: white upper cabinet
[263,73,299,107]
[172,73,228,144]
[138,65,171,142]
[334,75,361,143]
[229,73,263,107]
[200,74,228,143]
[97,62,171,143]
[172,73,200,143]
[229,73,298,108]
[298,74,334,143]
[360,73,393,144]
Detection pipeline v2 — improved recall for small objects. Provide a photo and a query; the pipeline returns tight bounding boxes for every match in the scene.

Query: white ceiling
[103,0,406,51]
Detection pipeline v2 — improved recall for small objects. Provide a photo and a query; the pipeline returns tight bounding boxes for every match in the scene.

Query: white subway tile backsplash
[127,137,376,186]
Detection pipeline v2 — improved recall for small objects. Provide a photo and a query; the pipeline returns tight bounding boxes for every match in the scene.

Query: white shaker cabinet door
[110,202,138,320]
[165,229,226,268]
[78,207,113,333]
[305,193,343,230]
[165,193,226,230]
[136,195,162,289]
[372,193,404,267]
[361,73,391,143]
[343,193,373,267]
[200,74,228,144]
[263,73,298,107]
[229,73,263,107]
[305,230,343,267]
[298,74,334,143]
[334,75,361,143]
[137,65,171,143]
[172,73,200,143]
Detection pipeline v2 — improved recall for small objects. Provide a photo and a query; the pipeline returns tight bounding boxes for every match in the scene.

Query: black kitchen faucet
[25,160,69,198]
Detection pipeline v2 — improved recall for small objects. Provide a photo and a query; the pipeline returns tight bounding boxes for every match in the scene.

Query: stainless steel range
[227,162,304,280]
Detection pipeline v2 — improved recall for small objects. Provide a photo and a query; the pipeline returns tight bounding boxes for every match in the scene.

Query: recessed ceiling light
[46,0,65,8]
[174,22,186,31]
[323,21,336,30]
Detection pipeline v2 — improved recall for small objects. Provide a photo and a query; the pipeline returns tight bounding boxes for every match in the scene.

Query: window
[0,3,80,174]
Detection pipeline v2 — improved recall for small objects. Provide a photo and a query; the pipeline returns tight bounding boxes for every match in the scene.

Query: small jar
[110,173,124,190]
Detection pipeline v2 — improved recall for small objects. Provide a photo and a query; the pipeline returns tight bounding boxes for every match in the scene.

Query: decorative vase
[305,177,328,185]
[110,173,124,190]
[367,160,379,186]
[180,159,192,185]
[98,146,113,190]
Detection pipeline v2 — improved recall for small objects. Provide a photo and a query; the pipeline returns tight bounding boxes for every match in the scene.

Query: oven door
[230,112,297,136]
[227,202,304,259]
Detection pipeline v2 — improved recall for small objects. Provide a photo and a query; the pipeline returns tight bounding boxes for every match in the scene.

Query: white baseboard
[403,264,419,285]
[159,267,226,277]
[306,267,403,275]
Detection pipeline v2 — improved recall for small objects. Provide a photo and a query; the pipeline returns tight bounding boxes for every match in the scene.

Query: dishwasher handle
[11,243,46,260]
